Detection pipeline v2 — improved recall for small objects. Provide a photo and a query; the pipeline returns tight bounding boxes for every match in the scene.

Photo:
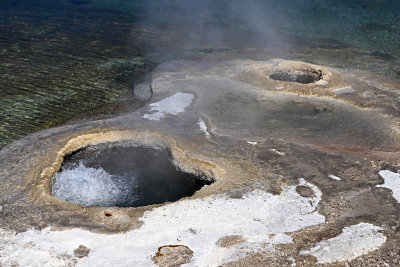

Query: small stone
[296,185,315,197]
[268,148,286,156]
[74,245,91,258]
[315,80,328,86]
[329,174,342,181]
[216,235,246,248]
[228,190,244,199]
[247,141,258,145]
[153,245,193,267]
[362,92,374,99]
[333,87,355,96]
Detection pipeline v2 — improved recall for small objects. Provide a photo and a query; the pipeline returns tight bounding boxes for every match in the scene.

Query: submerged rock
[97,57,148,70]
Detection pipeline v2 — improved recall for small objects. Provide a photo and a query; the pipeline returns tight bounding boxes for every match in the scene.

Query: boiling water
[52,143,213,207]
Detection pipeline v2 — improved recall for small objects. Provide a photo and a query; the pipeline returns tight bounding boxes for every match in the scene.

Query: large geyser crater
[51,142,214,207]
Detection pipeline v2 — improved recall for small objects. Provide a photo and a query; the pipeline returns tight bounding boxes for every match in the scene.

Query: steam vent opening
[51,143,214,207]
[269,68,323,84]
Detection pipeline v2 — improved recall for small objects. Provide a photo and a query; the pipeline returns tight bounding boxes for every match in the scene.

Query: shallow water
[1,0,400,148]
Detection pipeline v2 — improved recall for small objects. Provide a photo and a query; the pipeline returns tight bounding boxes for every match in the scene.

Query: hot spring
[51,142,214,207]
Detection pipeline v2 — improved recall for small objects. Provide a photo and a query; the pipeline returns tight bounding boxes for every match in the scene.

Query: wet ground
[1,59,400,266]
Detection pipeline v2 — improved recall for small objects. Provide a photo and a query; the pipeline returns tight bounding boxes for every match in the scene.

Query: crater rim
[37,131,220,209]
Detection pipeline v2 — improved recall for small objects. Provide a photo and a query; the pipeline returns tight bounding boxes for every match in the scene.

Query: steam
[129,0,289,57]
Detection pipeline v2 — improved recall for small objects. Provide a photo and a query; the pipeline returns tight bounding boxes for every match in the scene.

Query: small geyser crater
[51,142,214,207]
[269,68,323,84]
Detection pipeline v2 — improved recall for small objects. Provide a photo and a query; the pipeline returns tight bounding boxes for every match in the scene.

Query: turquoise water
[1,0,399,148]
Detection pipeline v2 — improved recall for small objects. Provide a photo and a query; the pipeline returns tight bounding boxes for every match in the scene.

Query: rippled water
[1,0,400,148]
